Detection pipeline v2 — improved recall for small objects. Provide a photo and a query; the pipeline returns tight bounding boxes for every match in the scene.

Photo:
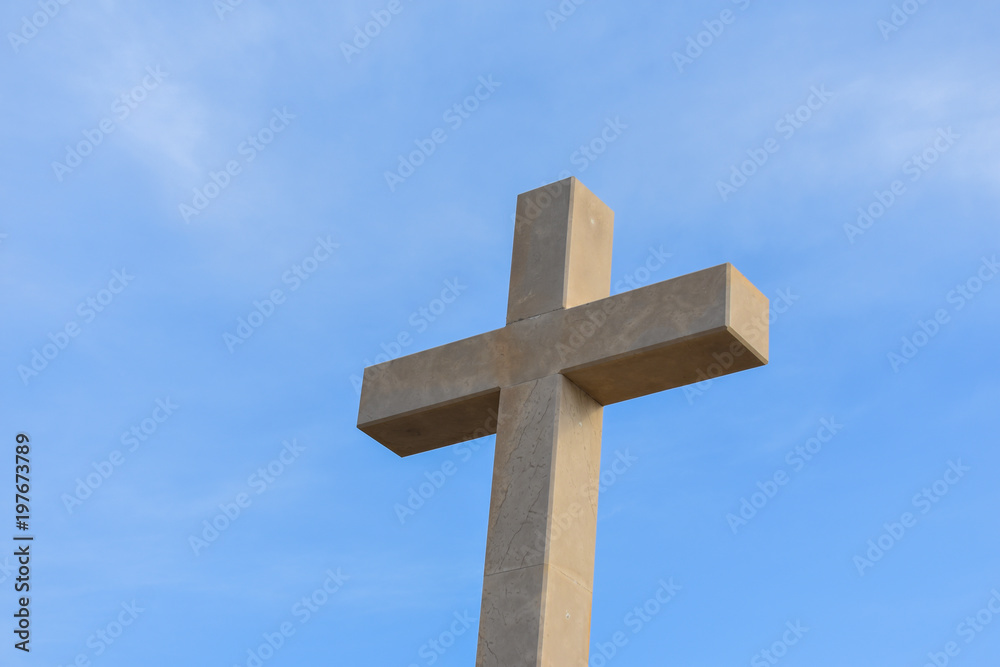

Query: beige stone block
[358,263,768,456]
[476,565,545,666]
[483,375,602,579]
[476,374,601,666]
[476,565,595,667]
[536,565,595,667]
[506,177,614,325]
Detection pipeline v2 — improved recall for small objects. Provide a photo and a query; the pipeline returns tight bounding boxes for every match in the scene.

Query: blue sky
[2,0,999,665]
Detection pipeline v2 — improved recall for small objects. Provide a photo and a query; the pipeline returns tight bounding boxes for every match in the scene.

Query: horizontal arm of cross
[358,263,768,457]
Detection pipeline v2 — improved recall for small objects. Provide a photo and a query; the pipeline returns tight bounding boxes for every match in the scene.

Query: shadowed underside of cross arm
[357,263,769,457]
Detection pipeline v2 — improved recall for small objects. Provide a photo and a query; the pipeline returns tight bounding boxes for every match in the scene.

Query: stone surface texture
[506,178,615,324]
[356,176,770,666]
[358,263,768,456]
[476,374,602,666]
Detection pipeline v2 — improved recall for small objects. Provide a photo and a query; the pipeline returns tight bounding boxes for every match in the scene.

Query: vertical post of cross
[476,178,614,666]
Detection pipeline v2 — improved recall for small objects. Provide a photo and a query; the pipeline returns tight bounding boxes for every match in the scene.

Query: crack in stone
[491,379,561,571]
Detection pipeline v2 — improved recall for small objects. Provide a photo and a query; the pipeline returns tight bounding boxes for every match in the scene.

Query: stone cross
[357,177,769,666]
